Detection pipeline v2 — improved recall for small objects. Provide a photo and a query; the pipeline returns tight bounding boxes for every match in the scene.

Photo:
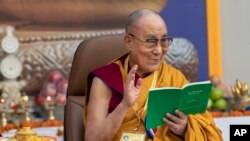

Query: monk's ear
[124,34,132,50]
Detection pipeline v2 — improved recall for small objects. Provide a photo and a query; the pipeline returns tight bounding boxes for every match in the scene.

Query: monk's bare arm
[85,77,129,141]
[85,65,142,141]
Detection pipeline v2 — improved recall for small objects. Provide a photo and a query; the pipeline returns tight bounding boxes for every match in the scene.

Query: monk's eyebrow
[162,34,167,38]
[146,34,167,39]
[146,35,157,39]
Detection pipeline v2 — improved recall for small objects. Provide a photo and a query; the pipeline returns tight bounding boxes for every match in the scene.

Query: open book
[146,80,212,129]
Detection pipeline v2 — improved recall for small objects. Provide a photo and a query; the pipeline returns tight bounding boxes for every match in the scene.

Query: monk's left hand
[163,110,187,137]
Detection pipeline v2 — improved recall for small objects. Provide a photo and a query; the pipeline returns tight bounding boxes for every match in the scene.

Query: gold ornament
[231,79,250,110]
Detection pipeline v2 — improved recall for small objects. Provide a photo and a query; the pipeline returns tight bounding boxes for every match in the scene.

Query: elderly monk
[84,8,223,141]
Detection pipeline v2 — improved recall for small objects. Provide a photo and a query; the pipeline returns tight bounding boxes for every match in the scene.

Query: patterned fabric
[145,116,157,139]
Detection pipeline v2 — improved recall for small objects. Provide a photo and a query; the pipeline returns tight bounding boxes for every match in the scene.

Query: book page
[149,87,180,91]
[182,80,211,88]
[178,82,212,115]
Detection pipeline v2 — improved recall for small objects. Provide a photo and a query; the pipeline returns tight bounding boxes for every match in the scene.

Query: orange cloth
[112,58,188,140]
[153,111,223,141]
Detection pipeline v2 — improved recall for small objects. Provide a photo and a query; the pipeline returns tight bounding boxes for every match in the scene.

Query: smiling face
[125,13,169,77]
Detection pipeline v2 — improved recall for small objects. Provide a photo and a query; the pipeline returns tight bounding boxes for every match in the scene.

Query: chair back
[64,34,128,141]
[67,34,128,96]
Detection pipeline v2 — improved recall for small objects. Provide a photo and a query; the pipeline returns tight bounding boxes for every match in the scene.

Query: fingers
[167,112,181,122]
[136,78,143,89]
[162,116,180,134]
[163,117,184,137]
[128,65,138,77]
[162,115,184,136]
[162,110,187,137]
[128,65,143,90]
[122,65,142,107]
[175,110,187,120]
[164,110,187,124]
[126,65,138,86]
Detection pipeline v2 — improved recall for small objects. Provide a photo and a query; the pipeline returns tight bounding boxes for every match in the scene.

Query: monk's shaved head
[125,9,163,33]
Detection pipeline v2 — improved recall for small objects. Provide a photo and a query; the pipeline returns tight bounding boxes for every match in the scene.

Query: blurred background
[0,0,250,140]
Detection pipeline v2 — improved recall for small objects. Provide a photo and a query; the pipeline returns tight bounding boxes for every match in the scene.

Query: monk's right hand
[121,65,143,108]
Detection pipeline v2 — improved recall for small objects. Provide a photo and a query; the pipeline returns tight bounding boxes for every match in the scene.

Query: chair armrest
[64,96,85,141]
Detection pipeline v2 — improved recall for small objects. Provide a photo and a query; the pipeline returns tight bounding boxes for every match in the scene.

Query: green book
[146,80,212,129]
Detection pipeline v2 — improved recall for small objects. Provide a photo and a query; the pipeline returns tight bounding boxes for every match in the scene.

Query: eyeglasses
[128,33,173,49]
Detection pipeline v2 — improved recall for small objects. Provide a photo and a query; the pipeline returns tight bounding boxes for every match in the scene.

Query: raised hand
[121,65,143,107]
